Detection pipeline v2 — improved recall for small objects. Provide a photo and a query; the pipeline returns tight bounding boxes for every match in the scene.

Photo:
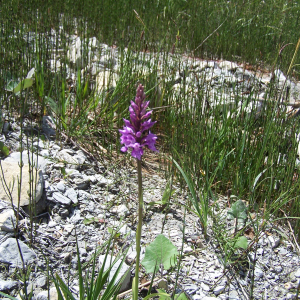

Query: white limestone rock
[0,209,16,232]
[0,238,36,267]
[0,161,43,209]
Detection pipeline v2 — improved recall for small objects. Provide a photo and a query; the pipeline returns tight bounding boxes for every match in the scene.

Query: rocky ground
[0,112,299,300]
[1,30,300,299]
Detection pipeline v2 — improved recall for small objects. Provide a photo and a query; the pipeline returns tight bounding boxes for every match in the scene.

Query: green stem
[133,159,143,300]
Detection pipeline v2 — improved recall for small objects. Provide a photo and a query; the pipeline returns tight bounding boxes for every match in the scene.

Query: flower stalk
[133,159,143,300]
[119,84,157,300]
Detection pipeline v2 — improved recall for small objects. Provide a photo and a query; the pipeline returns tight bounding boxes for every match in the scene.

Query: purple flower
[119,84,158,160]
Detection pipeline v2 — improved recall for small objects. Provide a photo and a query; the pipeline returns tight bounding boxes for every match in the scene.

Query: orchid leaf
[142,234,178,273]
[234,236,248,249]
[5,80,19,92]
[227,200,247,221]
[13,78,34,94]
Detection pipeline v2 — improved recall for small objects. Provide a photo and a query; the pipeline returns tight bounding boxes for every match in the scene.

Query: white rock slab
[0,238,36,267]
[0,209,16,232]
[0,279,19,291]
[0,161,43,207]
[4,151,51,172]
[36,287,58,300]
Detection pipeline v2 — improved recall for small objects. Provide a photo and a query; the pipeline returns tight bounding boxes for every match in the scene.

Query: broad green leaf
[227,200,247,221]
[13,78,33,94]
[0,142,9,157]
[175,292,190,300]
[150,290,189,300]
[143,290,171,300]
[234,236,248,249]
[142,234,178,273]
[157,289,171,300]
[5,80,19,92]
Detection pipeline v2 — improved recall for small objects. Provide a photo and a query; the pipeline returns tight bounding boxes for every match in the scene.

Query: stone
[218,60,239,71]
[33,140,48,150]
[110,204,128,216]
[0,209,16,232]
[7,132,20,141]
[53,163,65,169]
[74,151,86,165]
[4,151,51,172]
[60,252,72,264]
[200,282,210,291]
[79,247,87,257]
[95,174,113,187]
[110,187,120,195]
[73,177,90,190]
[183,246,193,254]
[99,254,131,293]
[51,192,72,206]
[157,278,168,290]
[56,182,66,193]
[65,169,80,177]
[268,235,281,249]
[36,287,58,300]
[274,69,286,84]
[56,149,79,169]
[71,256,78,269]
[254,267,264,279]
[0,161,44,211]
[65,188,78,204]
[77,190,92,201]
[2,122,10,134]
[214,285,225,295]
[119,224,132,235]
[228,290,240,300]
[294,267,300,278]
[0,279,19,291]
[183,283,198,294]
[48,221,56,228]
[67,36,83,67]
[257,248,264,255]
[125,245,145,264]
[63,224,74,234]
[69,209,82,224]
[274,265,283,273]
[0,238,36,267]
[284,282,294,290]
[36,275,47,289]
[72,285,80,293]
[59,208,69,218]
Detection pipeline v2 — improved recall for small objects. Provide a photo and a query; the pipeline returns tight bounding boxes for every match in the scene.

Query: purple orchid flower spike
[119,84,158,160]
